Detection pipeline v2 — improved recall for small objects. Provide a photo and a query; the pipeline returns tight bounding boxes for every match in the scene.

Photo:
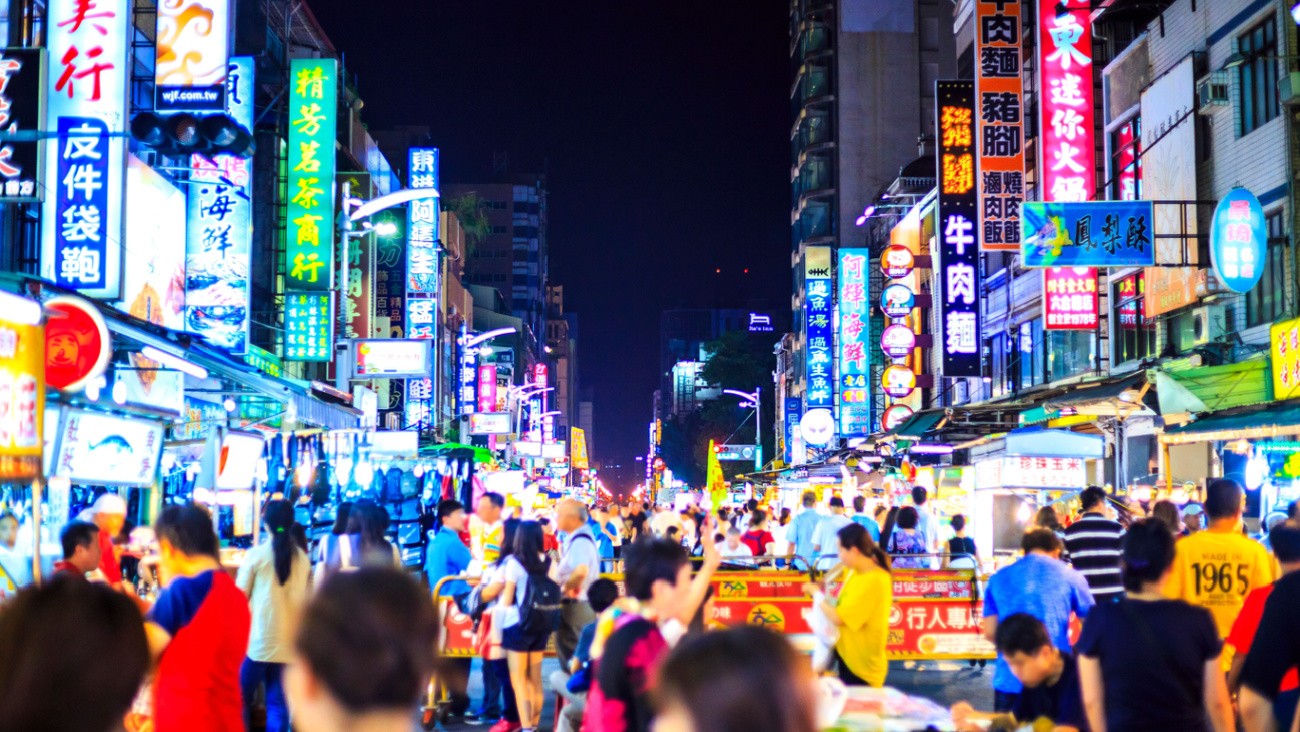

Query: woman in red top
[740,509,775,562]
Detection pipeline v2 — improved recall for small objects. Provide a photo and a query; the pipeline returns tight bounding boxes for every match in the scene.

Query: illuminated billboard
[154,0,230,112]
[285,58,338,293]
[837,248,870,437]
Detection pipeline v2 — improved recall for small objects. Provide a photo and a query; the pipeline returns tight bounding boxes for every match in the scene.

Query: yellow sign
[805,246,832,279]
[1270,317,1300,401]
[571,427,589,470]
[0,315,44,481]
[707,439,727,508]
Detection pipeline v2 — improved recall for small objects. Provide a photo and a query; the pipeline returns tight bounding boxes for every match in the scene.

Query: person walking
[348,500,401,567]
[473,518,523,732]
[313,501,355,585]
[983,529,1094,712]
[499,522,557,732]
[236,499,309,732]
[804,523,893,687]
[52,520,102,577]
[786,491,821,570]
[740,509,776,560]
[811,496,853,562]
[1064,486,1126,604]
[473,492,506,566]
[886,506,929,569]
[944,514,979,570]
[609,505,627,559]
[424,499,474,719]
[554,499,601,669]
[1076,520,1233,732]
[1232,524,1300,732]
[850,495,881,542]
[144,504,252,732]
[911,486,941,561]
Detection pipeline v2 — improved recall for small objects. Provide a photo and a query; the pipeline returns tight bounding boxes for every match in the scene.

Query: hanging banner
[1021,200,1154,267]
[935,80,982,377]
[42,0,130,300]
[571,427,590,470]
[185,56,255,353]
[974,0,1024,251]
[837,248,870,437]
[1043,267,1099,330]
[0,48,44,202]
[1142,57,1199,317]
[0,310,44,481]
[783,397,802,465]
[477,363,497,414]
[284,291,333,362]
[805,246,834,412]
[1037,0,1095,203]
[1209,188,1267,294]
[285,58,338,293]
[154,0,229,112]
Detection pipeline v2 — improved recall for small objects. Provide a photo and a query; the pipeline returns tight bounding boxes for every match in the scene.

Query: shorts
[502,624,550,653]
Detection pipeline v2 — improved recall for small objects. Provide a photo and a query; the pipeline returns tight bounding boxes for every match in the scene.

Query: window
[1109,117,1141,201]
[1016,319,1044,390]
[1246,210,1288,326]
[1114,271,1156,363]
[1046,330,1097,382]
[490,225,507,235]
[1238,15,1279,136]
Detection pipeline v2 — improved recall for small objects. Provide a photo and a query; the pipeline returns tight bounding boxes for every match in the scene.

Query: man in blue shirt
[850,495,881,542]
[424,499,473,718]
[589,505,616,560]
[983,528,1094,713]
[786,491,822,570]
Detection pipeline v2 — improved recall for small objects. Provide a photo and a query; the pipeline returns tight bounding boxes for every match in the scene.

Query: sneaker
[489,720,522,732]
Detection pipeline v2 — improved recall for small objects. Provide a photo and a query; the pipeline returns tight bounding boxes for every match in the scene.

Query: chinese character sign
[0,314,45,482]
[185,57,255,353]
[837,248,871,437]
[1038,1,1095,205]
[0,49,44,203]
[1043,267,1098,330]
[975,0,1025,251]
[42,0,130,300]
[935,80,982,377]
[284,292,332,362]
[1210,188,1267,294]
[285,58,338,293]
[407,147,440,296]
[154,0,229,111]
[1021,200,1155,267]
[477,364,496,414]
[805,246,834,411]
[783,397,801,464]
[1270,317,1300,402]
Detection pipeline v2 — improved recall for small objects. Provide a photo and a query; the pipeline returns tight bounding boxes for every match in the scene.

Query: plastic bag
[808,591,840,672]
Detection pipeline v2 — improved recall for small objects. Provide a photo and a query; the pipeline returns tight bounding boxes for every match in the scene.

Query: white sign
[52,408,163,487]
[469,412,511,435]
[799,408,836,447]
[353,339,431,378]
[154,0,230,112]
[214,430,264,490]
[369,430,418,456]
[975,456,1087,490]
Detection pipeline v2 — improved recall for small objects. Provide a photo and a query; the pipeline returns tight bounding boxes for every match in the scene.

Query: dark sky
[307,1,791,467]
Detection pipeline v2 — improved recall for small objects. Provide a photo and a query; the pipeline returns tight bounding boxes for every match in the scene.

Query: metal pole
[754,387,762,473]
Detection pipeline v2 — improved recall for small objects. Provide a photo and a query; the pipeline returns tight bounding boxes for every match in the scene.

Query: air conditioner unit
[1281,71,1300,107]
[1197,72,1230,112]
[1191,303,1230,346]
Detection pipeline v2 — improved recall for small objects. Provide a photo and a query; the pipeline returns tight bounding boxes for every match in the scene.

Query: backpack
[518,569,564,635]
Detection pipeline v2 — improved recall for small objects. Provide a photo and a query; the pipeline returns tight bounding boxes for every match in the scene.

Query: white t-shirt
[609,516,626,547]
[719,542,754,559]
[503,554,549,628]
[236,540,311,663]
[652,510,684,537]
[811,514,853,556]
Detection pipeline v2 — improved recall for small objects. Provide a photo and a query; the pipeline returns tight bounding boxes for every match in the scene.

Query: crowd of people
[0,478,1297,732]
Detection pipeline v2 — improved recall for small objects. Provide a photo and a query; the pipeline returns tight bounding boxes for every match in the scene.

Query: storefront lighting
[111,380,127,405]
[223,398,236,412]
[295,463,313,488]
[0,291,42,325]
[910,444,955,455]
[141,346,209,379]
[355,460,374,487]
[1016,501,1034,524]
[85,375,104,402]
[1226,439,1253,455]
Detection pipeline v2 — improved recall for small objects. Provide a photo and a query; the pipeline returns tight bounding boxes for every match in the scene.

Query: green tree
[446,192,491,256]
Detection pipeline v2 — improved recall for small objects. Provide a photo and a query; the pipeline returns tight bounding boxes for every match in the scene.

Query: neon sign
[837,248,870,437]
[935,80,982,377]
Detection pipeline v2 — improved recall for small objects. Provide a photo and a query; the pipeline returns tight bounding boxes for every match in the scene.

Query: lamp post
[723,388,762,473]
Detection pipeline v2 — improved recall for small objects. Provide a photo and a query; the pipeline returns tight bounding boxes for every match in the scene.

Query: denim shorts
[502,624,549,653]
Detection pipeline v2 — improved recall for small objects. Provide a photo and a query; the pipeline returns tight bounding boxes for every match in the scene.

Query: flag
[707,440,727,509]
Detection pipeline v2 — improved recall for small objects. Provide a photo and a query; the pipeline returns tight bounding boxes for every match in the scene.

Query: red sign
[533,363,547,387]
[1043,267,1099,330]
[44,296,111,392]
[887,599,993,659]
[1038,0,1095,204]
[477,364,496,414]
[1114,118,1140,201]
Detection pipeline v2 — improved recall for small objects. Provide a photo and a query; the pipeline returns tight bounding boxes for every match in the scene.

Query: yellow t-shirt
[834,565,893,686]
[1165,527,1275,641]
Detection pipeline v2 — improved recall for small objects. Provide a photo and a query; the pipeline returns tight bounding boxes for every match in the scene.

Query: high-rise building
[546,285,580,439]
[658,309,752,417]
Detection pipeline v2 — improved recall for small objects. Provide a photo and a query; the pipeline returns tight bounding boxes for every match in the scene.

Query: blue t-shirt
[425,528,473,597]
[788,509,822,565]
[589,519,615,559]
[850,514,881,542]
[984,553,1095,693]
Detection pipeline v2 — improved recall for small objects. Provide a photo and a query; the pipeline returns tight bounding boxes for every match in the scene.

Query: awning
[1156,356,1272,414]
[1040,373,1152,415]
[883,409,947,440]
[1161,400,1300,445]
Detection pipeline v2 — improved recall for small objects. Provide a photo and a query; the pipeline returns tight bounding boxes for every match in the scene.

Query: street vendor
[89,493,128,592]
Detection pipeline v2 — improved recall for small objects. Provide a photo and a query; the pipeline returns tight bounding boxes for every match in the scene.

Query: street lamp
[723,388,762,473]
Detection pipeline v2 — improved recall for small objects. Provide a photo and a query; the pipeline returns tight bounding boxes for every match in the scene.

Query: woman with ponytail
[237,499,310,732]
[802,522,893,687]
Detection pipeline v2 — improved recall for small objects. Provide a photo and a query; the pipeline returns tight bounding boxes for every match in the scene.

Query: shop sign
[154,0,229,112]
[243,344,282,378]
[799,408,835,447]
[888,599,994,660]
[805,246,834,411]
[882,364,917,399]
[1043,267,1098,330]
[477,364,497,414]
[974,0,1024,252]
[0,313,44,481]
[44,296,110,392]
[783,396,802,464]
[571,427,590,469]
[406,147,440,343]
[0,48,45,202]
[1114,118,1139,201]
[881,404,914,433]
[185,56,255,353]
[284,291,332,362]
[1270,317,1300,401]
[1210,188,1267,294]
[1021,200,1155,267]
[747,313,774,333]
[42,0,130,300]
[838,248,870,437]
[717,444,757,462]
[458,324,476,417]
[352,339,430,379]
[881,324,917,359]
[375,220,407,339]
[285,58,338,293]
[352,385,378,429]
[467,412,509,436]
[1142,57,1199,317]
[975,456,1086,489]
[935,80,981,377]
[53,409,163,487]
[177,397,226,441]
[1037,0,1095,204]
[881,283,916,319]
[345,212,373,340]
[880,245,915,279]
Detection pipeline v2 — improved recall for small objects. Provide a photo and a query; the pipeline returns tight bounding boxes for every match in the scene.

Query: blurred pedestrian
[472,518,522,731]
[811,496,852,560]
[554,499,600,669]
[348,500,401,567]
[145,503,252,732]
[500,522,557,732]
[1235,524,1300,732]
[740,509,775,560]
[89,492,128,592]
[550,578,620,732]
[237,499,309,732]
[850,495,881,542]
[804,522,892,687]
[1150,500,1182,536]
[313,501,355,584]
[885,506,928,569]
[609,505,627,559]
[1181,503,1206,536]
[1077,519,1233,732]
[1064,487,1125,603]
[0,510,29,597]
[718,526,754,562]
[943,514,979,570]
[425,499,473,719]
[655,626,818,732]
[53,520,102,577]
[911,486,941,560]
[592,505,618,561]
[787,491,821,569]
[284,568,438,732]
[0,575,150,732]
[983,529,1094,712]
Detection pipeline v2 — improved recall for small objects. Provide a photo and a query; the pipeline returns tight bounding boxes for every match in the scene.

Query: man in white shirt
[811,496,853,561]
[651,505,684,538]
[718,527,754,562]
[912,486,942,569]
[554,499,602,668]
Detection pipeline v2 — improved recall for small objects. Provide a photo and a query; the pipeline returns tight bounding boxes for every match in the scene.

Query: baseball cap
[1181,503,1205,519]
[91,493,127,515]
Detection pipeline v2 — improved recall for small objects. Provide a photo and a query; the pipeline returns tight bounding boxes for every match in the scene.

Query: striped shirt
[1064,512,1125,600]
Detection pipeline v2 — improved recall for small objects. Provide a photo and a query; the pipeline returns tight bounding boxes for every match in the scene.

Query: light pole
[723,388,762,473]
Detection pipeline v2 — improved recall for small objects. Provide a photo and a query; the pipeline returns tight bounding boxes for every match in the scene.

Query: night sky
[308,1,791,468]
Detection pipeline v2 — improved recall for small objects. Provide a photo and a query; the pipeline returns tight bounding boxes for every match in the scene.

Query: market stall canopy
[882,408,947,440]
[1005,426,1105,459]
[1160,400,1300,445]
[1039,372,1153,417]
[423,442,495,464]
[1155,355,1271,415]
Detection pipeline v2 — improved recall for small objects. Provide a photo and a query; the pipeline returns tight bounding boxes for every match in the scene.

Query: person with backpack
[469,518,522,732]
[499,521,562,732]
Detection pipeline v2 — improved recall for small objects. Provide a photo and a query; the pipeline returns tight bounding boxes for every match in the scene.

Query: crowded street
[3,0,1300,731]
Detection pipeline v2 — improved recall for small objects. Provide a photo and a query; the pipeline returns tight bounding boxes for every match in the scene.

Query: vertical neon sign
[974,0,1025,252]
[936,80,982,377]
[837,248,871,437]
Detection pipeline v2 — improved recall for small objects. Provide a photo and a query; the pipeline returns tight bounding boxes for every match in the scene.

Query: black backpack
[518,569,564,635]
